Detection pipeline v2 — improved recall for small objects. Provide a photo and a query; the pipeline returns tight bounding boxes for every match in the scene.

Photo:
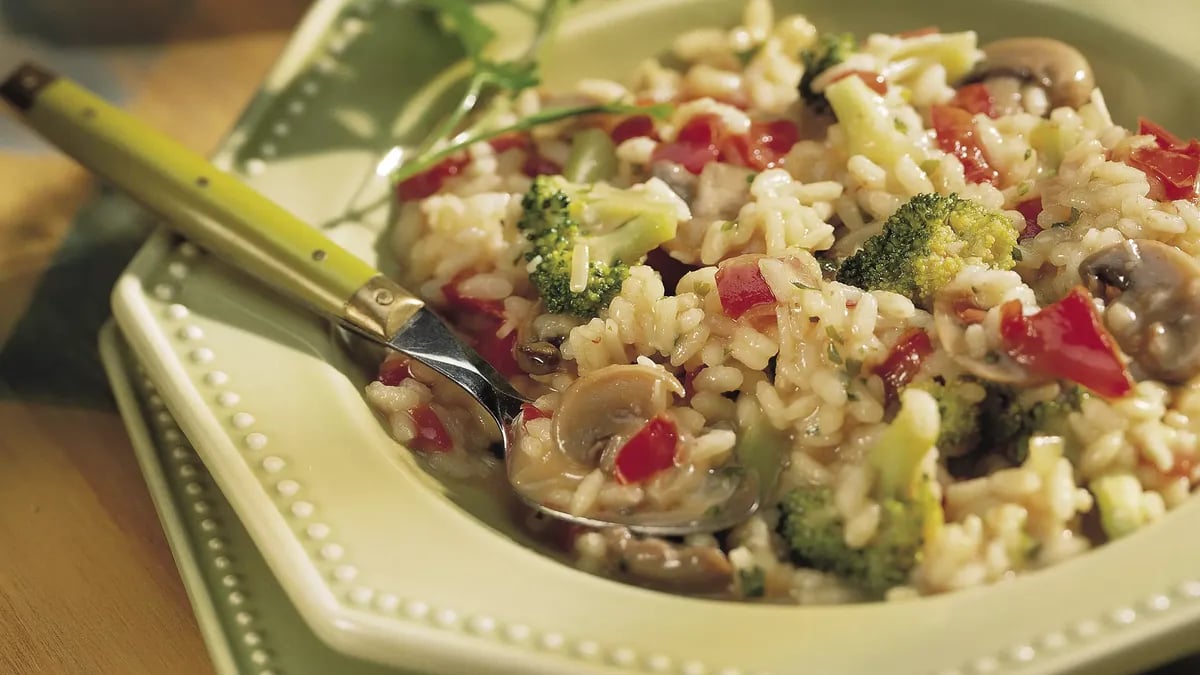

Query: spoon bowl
[332,321,762,535]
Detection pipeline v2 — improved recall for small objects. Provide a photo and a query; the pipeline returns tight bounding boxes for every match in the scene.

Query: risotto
[363,0,1200,603]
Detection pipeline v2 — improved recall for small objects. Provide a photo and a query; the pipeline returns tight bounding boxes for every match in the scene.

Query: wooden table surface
[0,1,310,672]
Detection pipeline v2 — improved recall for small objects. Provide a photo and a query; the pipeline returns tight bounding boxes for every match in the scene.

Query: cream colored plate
[110,0,1200,672]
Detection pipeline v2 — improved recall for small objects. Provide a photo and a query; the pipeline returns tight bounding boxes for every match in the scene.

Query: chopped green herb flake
[739,567,766,598]
[845,358,863,379]
[827,340,843,365]
[737,46,762,66]
[1052,207,1081,229]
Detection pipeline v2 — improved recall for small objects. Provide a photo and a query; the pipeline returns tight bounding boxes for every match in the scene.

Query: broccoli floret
[912,376,982,457]
[979,383,1085,465]
[778,389,943,596]
[517,175,684,317]
[778,487,925,597]
[799,32,857,111]
[814,250,840,280]
[824,72,922,170]
[836,193,1019,308]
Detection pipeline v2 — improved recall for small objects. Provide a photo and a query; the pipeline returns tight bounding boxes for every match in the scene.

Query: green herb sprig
[391,0,671,185]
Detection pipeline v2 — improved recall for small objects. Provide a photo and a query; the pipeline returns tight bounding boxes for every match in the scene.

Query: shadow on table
[0,0,316,46]
[0,188,153,408]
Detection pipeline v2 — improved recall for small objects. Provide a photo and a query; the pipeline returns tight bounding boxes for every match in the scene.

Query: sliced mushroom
[932,289,1046,385]
[512,312,580,375]
[692,161,754,220]
[651,160,697,204]
[515,341,561,375]
[963,37,1095,113]
[553,364,684,466]
[604,528,733,593]
[1078,239,1200,383]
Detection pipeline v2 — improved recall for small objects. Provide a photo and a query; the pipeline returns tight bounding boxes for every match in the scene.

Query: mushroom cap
[1079,239,1200,384]
[965,37,1095,110]
[604,527,734,593]
[553,364,684,466]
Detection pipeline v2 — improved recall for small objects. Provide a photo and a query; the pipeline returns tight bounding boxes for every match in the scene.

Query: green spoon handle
[1,62,422,338]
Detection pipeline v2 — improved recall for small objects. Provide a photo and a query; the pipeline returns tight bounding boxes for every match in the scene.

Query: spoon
[1,62,761,536]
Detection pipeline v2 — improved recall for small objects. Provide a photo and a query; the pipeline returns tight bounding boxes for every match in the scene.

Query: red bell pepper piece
[1015,198,1044,240]
[652,114,723,174]
[613,414,679,484]
[488,133,531,154]
[522,153,562,178]
[443,274,520,378]
[873,328,934,401]
[470,321,522,378]
[610,114,658,144]
[396,154,470,202]
[998,286,1133,398]
[1127,118,1200,201]
[743,118,800,170]
[520,403,551,422]
[410,405,453,452]
[378,358,414,386]
[1140,118,1187,149]
[931,104,999,185]
[651,114,800,174]
[950,82,996,118]
[715,259,776,319]
[442,276,507,320]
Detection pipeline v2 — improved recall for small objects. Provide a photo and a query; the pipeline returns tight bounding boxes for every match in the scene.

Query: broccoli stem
[824,74,921,170]
[563,128,618,183]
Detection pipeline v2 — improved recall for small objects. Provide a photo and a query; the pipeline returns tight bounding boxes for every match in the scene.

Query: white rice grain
[576,78,631,103]
[690,429,738,464]
[569,243,590,293]
[570,469,606,516]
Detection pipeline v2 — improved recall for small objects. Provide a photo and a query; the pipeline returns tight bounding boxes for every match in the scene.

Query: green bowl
[108,0,1200,673]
